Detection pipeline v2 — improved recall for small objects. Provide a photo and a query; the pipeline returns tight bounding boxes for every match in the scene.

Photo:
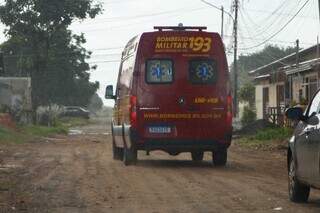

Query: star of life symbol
[196,63,214,81]
[151,63,171,79]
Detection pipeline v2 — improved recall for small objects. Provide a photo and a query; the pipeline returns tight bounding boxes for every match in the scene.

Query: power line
[100,0,141,5]
[89,47,124,51]
[240,0,298,39]
[239,8,291,66]
[73,7,208,32]
[239,0,311,50]
[224,34,313,46]
[241,0,306,42]
[88,60,120,64]
[246,7,318,20]
[200,0,234,21]
[75,7,206,24]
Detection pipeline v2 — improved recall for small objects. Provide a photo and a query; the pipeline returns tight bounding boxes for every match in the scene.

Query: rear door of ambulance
[135,31,231,143]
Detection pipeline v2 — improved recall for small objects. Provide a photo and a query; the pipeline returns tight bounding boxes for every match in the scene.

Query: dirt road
[1,119,320,213]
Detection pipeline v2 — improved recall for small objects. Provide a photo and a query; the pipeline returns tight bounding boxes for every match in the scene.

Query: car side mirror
[285,107,304,121]
[307,115,320,126]
[105,85,115,99]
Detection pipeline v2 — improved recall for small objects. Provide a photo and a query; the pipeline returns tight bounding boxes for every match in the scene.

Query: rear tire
[212,149,227,166]
[191,151,204,162]
[288,157,310,203]
[123,147,137,166]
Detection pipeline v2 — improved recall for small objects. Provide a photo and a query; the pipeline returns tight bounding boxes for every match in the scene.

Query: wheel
[288,157,310,203]
[212,149,227,166]
[123,146,137,166]
[191,151,204,162]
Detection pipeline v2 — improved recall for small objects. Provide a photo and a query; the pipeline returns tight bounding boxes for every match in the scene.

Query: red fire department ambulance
[105,25,232,166]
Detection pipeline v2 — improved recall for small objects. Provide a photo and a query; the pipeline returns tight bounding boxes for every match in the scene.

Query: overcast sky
[0,0,319,106]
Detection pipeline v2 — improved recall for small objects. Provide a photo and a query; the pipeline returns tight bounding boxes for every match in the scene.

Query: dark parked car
[62,106,90,119]
[286,90,320,203]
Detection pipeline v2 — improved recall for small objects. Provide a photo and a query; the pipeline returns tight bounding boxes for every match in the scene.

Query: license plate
[149,126,171,134]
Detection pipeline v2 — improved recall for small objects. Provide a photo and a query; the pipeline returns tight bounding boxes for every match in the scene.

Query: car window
[146,59,173,84]
[189,59,217,85]
[308,90,320,117]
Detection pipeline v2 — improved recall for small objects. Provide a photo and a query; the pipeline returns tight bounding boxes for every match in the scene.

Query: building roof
[254,74,270,81]
[248,44,319,76]
[284,58,320,75]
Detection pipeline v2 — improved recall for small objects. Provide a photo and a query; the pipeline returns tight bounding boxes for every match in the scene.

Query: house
[249,44,320,124]
[0,77,32,123]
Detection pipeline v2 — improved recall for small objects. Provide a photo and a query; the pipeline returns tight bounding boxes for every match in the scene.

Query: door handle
[304,127,316,140]
[306,127,315,133]
[299,129,313,137]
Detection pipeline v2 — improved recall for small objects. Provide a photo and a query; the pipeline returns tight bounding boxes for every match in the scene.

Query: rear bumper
[136,138,231,152]
[129,127,232,152]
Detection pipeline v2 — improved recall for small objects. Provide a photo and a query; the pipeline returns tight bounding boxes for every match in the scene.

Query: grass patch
[58,117,90,128]
[21,125,68,137]
[237,127,293,149]
[0,126,26,144]
[0,117,89,144]
[0,123,68,144]
[237,137,273,148]
[255,127,293,141]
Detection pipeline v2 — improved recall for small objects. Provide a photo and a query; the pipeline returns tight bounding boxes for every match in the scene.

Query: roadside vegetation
[58,117,91,128]
[0,117,90,144]
[237,127,293,150]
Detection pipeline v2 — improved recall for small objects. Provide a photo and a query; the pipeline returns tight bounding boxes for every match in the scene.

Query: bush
[36,105,64,127]
[241,106,257,126]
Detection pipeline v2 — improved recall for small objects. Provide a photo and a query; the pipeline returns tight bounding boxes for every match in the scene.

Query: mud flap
[122,124,137,165]
[122,124,133,149]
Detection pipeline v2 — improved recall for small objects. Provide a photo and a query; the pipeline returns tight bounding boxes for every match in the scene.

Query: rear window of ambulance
[189,59,217,84]
[146,59,173,84]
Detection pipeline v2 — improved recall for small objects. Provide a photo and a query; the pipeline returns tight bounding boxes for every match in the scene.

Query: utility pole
[200,0,238,116]
[0,50,4,76]
[200,0,234,39]
[318,0,320,22]
[221,6,224,39]
[233,0,239,118]
[296,39,300,66]
[317,36,319,59]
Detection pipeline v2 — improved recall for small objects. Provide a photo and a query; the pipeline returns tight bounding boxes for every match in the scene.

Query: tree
[239,83,256,126]
[0,0,102,113]
[88,93,104,113]
[239,83,255,107]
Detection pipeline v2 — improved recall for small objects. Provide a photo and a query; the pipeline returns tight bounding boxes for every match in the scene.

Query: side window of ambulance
[146,59,173,84]
[120,55,134,88]
[189,59,217,84]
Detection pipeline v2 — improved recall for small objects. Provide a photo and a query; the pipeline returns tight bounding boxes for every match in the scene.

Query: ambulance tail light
[226,95,233,126]
[130,95,137,128]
